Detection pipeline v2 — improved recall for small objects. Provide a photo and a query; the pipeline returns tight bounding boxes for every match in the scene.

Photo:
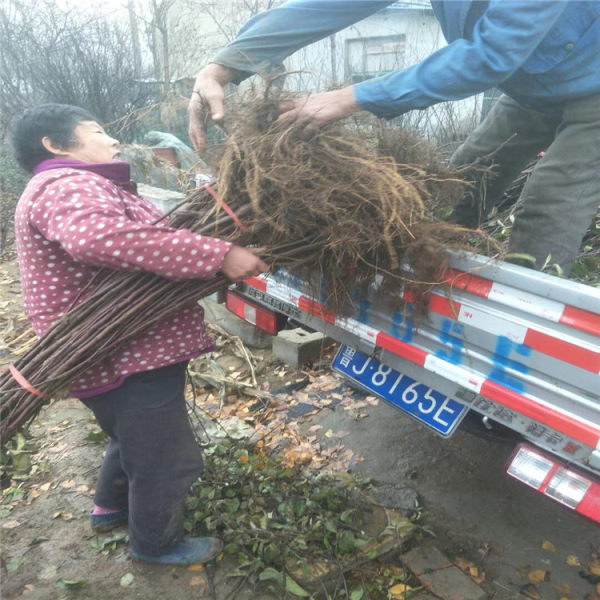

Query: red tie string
[8,364,50,399]
[203,184,248,232]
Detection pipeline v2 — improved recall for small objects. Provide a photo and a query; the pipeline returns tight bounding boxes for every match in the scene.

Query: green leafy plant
[185,439,374,595]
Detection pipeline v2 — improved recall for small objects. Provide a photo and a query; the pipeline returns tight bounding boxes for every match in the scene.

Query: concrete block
[272,327,334,368]
[199,298,273,349]
[137,182,186,214]
[401,546,487,600]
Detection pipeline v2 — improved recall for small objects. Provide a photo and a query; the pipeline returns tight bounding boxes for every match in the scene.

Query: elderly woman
[11,103,268,565]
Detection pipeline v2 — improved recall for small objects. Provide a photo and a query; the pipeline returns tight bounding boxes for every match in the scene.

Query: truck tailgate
[240,252,600,474]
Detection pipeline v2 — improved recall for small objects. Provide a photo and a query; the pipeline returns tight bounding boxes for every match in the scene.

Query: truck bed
[238,252,600,477]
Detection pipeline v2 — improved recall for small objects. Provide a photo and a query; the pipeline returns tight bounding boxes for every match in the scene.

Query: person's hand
[188,64,239,154]
[277,86,359,137]
[220,245,269,282]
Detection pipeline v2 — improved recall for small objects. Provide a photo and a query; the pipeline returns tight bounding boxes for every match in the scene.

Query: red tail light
[506,444,600,523]
[225,291,284,336]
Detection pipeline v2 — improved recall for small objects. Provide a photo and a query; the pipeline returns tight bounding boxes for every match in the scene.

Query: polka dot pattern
[14,168,233,397]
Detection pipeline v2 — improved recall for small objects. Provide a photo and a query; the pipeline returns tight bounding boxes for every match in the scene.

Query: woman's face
[62,121,121,164]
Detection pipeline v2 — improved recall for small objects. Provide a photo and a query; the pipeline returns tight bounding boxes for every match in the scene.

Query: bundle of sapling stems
[0,99,500,445]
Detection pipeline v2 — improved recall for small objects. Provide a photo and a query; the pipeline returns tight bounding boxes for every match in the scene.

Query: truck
[224,250,600,524]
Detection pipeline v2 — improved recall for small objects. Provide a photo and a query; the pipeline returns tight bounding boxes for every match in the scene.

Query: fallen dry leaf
[51,511,74,521]
[60,480,76,489]
[542,540,556,552]
[470,567,486,584]
[559,584,571,595]
[190,575,206,586]
[590,560,600,576]
[455,557,485,584]
[1,519,21,529]
[48,443,68,454]
[318,383,338,392]
[528,569,548,584]
[187,564,204,572]
[389,583,412,599]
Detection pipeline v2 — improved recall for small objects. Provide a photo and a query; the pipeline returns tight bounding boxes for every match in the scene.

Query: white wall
[284,8,442,90]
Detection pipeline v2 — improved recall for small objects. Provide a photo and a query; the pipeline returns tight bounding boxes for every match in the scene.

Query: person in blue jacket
[188,0,600,274]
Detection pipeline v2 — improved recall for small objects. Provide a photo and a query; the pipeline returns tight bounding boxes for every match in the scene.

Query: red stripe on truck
[298,297,336,323]
[404,290,461,319]
[444,269,494,297]
[244,277,267,292]
[524,329,600,374]
[480,380,600,448]
[376,332,427,367]
[559,306,600,338]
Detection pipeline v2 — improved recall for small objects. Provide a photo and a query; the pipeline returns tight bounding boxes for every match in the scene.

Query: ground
[1,256,599,600]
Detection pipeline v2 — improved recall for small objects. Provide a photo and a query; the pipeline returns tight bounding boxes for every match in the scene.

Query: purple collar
[33,158,134,191]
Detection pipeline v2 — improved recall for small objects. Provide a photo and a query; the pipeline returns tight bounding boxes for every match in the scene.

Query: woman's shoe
[90,509,129,533]
[130,536,223,565]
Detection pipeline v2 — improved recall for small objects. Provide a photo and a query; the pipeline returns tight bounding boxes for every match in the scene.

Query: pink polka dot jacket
[14,160,233,398]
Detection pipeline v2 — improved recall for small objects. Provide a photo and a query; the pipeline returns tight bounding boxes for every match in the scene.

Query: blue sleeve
[212,0,394,81]
[354,0,569,118]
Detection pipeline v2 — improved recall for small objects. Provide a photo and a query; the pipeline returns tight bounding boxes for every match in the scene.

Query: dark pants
[449,93,600,273]
[81,362,203,556]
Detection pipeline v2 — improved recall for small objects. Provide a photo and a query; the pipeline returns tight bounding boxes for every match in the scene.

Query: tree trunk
[127,0,143,78]
[329,34,337,88]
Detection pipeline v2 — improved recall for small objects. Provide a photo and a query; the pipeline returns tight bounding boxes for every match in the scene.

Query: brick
[272,327,334,368]
[200,298,273,349]
[402,546,487,600]
[402,545,452,572]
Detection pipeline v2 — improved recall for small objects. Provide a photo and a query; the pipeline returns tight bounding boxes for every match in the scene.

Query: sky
[50,0,161,26]
[54,0,141,17]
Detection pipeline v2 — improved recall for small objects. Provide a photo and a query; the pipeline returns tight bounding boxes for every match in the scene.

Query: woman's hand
[220,245,269,282]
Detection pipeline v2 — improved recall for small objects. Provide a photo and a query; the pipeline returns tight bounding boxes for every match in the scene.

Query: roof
[387,1,432,11]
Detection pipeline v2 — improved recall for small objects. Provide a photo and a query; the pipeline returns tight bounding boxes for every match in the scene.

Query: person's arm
[188,0,393,151]
[29,173,267,281]
[354,0,569,118]
[212,0,395,80]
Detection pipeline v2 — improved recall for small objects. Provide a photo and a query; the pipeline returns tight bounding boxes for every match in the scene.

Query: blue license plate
[332,345,467,437]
